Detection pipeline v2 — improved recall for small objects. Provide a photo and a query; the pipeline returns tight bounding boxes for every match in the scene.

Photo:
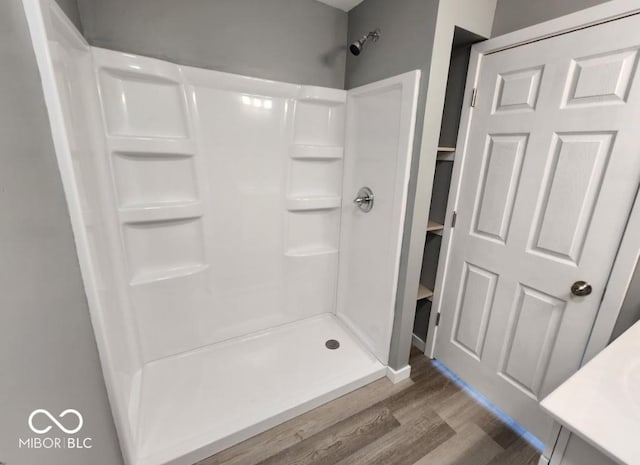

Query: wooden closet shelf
[427,221,444,234]
[417,284,434,301]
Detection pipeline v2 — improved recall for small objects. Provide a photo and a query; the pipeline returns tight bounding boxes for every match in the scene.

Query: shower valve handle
[353,187,374,212]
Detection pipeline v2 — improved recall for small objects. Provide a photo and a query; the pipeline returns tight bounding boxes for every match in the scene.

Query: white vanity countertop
[541,321,640,465]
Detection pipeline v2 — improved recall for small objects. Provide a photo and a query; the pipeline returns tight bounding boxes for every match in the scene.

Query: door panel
[532,132,614,263]
[564,48,639,107]
[493,66,544,113]
[435,13,640,440]
[473,134,527,243]
[453,263,498,358]
[500,285,566,399]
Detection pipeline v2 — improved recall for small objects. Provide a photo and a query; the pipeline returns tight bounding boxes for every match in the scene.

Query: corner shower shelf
[427,220,444,235]
[119,201,203,223]
[417,284,434,301]
[130,263,209,286]
[285,247,339,258]
[437,147,456,161]
[107,135,196,156]
[297,87,346,105]
[286,196,341,211]
[290,144,344,160]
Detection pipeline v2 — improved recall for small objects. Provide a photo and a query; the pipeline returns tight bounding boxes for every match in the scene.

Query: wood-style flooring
[198,348,541,465]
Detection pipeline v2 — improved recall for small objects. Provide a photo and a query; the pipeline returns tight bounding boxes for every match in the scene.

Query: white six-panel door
[435,13,640,440]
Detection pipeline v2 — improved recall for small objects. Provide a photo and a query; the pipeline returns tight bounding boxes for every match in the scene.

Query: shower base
[135,313,386,465]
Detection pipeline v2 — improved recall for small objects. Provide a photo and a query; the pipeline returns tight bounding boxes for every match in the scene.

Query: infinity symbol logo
[28,409,83,434]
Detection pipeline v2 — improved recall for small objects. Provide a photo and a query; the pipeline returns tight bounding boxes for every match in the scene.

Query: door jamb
[426,0,640,363]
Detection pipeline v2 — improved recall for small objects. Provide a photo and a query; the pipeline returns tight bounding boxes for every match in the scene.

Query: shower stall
[24,1,420,464]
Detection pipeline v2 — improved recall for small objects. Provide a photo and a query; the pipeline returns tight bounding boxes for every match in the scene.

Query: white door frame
[426,0,640,372]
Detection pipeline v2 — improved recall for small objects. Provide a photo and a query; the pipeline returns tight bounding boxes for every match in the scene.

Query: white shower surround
[92,46,353,364]
[24,1,421,464]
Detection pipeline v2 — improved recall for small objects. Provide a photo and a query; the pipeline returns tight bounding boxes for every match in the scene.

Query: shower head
[349,28,380,56]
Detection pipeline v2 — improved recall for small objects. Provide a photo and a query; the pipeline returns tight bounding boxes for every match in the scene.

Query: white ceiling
[316,0,365,12]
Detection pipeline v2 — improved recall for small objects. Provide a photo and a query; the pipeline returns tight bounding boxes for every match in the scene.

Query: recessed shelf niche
[293,102,345,147]
[285,209,340,257]
[288,159,343,199]
[113,152,198,208]
[98,68,189,139]
[124,217,207,285]
[413,26,485,352]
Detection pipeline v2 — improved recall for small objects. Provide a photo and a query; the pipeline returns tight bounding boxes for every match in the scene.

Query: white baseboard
[412,333,426,352]
[386,365,411,384]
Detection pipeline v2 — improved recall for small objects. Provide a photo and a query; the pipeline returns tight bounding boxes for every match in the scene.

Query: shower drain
[325,339,340,350]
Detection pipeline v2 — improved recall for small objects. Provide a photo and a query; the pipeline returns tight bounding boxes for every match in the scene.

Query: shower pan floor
[135,313,386,465]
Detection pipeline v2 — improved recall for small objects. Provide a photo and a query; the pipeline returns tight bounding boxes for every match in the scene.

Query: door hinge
[435,313,441,326]
[451,211,457,228]
[471,88,478,107]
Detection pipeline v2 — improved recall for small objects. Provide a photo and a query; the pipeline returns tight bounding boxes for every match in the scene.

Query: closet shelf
[417,284,434,301]
[412,333,427,352]
[286,196,341,211]
[290,144,344,160]
[437,147,455,161]
[427,220,444,235]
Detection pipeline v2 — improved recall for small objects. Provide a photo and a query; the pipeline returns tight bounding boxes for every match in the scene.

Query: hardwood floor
[198,348,541,465]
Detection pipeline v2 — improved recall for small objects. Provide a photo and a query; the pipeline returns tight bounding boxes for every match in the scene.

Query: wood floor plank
[412,423,503,465]
[198,377,412,465]
[255,405,399,465]
[432,389,482,430]
[486,438,541,465]
[333,404,456,465]
[391,369,460,423]
[432,389,521,449]
[475,412,523,450]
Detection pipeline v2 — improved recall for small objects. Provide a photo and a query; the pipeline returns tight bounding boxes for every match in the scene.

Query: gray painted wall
[0,1,123,464]
[345,0,438,89]
[75,0,347,88]
[54,0,83,32]
[492,0,611,36]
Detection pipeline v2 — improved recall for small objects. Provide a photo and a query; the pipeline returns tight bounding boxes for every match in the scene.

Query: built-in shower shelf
[286,196,341,211]
[437,147,456,161]
[297,86,346,105]
[285,247,339,258]
[107,135,196,156]
[119,201,203,223]
[130,263,209,286]
[290,144,344,160]
[417,284,434,301]
[427,220,444,235]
